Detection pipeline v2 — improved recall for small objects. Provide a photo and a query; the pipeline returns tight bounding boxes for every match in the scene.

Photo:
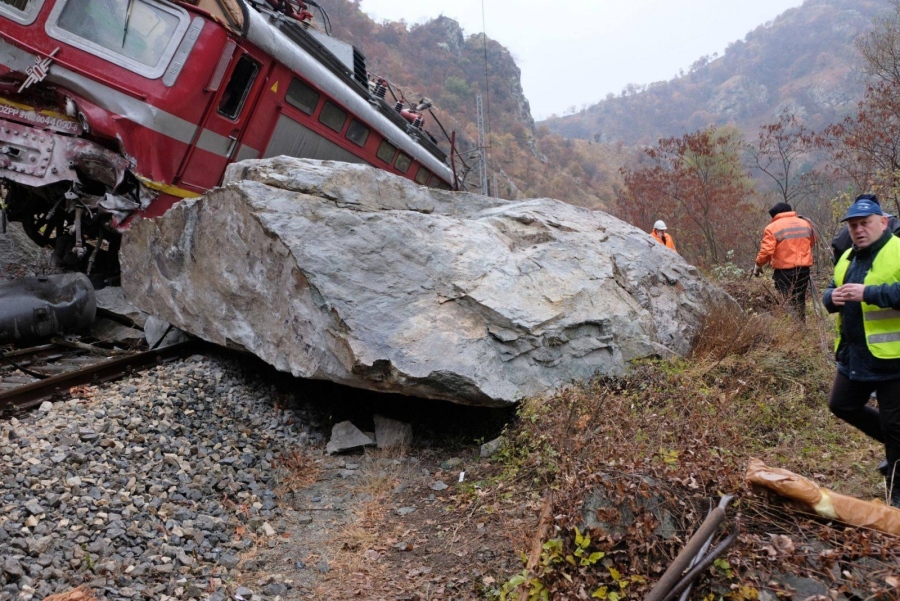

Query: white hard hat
[653,220,667,230]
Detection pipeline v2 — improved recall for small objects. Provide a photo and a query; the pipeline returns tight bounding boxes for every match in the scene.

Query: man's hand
[751,264,763,278]
[832,283,865,305]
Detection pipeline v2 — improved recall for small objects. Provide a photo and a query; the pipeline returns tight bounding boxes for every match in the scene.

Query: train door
[176,42,271,192]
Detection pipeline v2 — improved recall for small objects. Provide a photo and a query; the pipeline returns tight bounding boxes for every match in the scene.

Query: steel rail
[0,339,202,414]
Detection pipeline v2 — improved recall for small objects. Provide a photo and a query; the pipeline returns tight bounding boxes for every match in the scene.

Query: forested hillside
[321,1,617,208]
[543,0,888,145]
[323,0,900,235]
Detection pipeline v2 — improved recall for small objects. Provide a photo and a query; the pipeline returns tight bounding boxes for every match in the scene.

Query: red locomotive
[0,0,460,280]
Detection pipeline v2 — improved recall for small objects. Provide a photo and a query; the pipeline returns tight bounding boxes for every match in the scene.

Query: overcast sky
[359,0,806,120]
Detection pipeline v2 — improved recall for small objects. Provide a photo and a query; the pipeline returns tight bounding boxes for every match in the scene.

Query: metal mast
[476,94,488,196]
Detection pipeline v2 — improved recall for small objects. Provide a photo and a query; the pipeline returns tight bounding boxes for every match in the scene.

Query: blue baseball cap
[841,198,884,221]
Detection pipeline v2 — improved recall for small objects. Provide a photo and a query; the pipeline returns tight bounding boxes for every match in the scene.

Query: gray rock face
[120,158,734,406]
[94,286,148,328]
[374,415,413,450]
[0,222,55,280]
[143,315,190,349]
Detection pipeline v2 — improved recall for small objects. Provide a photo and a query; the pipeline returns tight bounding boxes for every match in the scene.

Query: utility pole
[476,94,488,196]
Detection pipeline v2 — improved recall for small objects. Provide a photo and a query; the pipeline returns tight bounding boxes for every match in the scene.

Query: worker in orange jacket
[651,220,677,252]
[753,202,816,321]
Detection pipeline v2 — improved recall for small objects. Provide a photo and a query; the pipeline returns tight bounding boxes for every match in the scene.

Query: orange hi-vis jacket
[755,211,815,269]
[652,230,677,251]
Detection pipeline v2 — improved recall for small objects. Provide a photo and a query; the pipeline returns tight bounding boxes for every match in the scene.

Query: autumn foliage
[817,81,900,217]
[616,127,759,268]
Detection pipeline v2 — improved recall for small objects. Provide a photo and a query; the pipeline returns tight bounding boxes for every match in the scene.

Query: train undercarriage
[1,120,155,284]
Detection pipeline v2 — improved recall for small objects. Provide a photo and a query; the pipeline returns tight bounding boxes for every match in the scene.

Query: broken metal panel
[0,273,96,345]
[0,117,132,193]
[0,114,149,226]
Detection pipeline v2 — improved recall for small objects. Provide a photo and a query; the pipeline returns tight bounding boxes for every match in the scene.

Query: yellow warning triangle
[271,81,279,93]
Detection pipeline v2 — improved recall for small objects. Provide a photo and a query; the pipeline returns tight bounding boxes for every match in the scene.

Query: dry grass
[257,279,897,600]
[43,587,99,601]
[273,449,321,491]
[489,284,899,599]
[313,449,417,597]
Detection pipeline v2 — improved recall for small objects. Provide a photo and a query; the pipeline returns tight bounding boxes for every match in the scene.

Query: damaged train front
[0,0,181,283]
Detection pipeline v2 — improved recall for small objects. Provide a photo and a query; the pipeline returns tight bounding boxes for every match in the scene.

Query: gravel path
[0,353,326,601]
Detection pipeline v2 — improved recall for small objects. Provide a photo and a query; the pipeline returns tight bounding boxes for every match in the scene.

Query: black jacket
[823,229,900,381]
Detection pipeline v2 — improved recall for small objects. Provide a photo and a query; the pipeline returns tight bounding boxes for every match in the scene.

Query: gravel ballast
[0,353,323,600]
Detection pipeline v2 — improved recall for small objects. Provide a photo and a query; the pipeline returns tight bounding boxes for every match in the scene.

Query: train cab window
[286,78,319,115]
[218,54,260,120]
[376,140,397,164]
[415,167,431,185]
[319,100,347,132]
[394,153,411,173]
[426,174,443,189]
[0,0,43,25]
[47,0,190,78]
[345,120,369,147]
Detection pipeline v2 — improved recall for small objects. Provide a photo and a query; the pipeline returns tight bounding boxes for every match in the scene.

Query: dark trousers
[828,372,900,470]
[773,267,810,321]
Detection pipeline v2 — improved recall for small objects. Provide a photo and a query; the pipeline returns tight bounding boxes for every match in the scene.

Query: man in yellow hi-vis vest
[824,196,900,507]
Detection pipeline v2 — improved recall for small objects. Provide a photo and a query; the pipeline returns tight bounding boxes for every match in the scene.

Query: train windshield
[0,0,44,25]
[46,0,189,78]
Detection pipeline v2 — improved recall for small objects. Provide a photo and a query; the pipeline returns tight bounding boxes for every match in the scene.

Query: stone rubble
[0,354,324,600]
[324,421,375,455]
[373,414,413,450]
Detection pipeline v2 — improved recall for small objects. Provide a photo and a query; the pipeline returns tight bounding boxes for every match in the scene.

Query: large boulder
[120,158,735,406]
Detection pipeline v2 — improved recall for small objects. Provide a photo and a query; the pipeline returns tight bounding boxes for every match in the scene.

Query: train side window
[218,54,260,120]
[376,140,397,164]
[47,0,190,78]
[0,0,43,25]
[319,100,347,132]
[346,120,369,147]
[394,153,411,173]
[286,78,319,115]
[415,166,431,185]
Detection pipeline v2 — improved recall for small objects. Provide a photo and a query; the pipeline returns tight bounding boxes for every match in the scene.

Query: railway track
[0,336,202,415]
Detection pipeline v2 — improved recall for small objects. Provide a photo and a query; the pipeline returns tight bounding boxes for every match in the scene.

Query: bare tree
[747,109,820,211]
[857,0,900,87]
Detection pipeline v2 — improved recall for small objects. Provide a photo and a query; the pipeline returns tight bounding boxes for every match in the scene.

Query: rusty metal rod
[1,348,51,379]
[660,526,740,601]
[644,506,728,601]
[677,494,734,601]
